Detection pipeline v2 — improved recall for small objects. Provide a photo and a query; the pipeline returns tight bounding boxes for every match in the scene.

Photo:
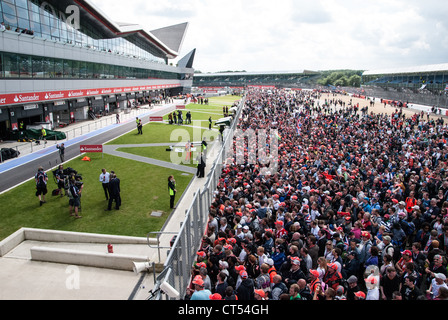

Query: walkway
[103,144,198,175]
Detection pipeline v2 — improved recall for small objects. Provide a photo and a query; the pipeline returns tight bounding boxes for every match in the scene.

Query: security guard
[201,137,208,160]
[168,175,177,209]
[41,126,47,145]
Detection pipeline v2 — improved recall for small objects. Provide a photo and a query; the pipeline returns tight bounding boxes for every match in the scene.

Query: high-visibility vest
[41,128,46,137]
[169,182,176,196]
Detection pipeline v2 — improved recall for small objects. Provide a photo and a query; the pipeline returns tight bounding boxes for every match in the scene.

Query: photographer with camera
[54,165,66,197]
[68,173,83,219]
[35,166,48,206]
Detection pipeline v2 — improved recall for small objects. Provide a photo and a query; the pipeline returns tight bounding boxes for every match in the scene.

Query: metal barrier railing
[148,93,246,300]
[0,107,151,163]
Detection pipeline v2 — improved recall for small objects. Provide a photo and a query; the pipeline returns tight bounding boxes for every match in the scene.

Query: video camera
[53,167,82,189]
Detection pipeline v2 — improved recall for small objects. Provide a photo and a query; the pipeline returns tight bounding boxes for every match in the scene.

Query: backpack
[36,171,46,187]
[402,220,415,236]
[67,184,79,200]
[385,244,401,263]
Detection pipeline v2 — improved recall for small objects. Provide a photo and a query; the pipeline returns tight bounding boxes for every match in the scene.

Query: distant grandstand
[361,63,448,108]
[192,64,448,108]
[193,70,320,89]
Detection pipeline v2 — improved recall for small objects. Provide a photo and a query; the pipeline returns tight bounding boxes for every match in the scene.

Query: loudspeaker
[133,261,151,274]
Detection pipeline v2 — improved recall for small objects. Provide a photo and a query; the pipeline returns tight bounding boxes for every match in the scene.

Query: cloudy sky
[94,0,448,73]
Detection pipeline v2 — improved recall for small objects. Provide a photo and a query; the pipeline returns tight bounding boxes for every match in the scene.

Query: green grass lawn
[163,95,241,129]
[0,153,193,240]
[0,95,240,241]
[195,95,242,108]
[107,122,209,145]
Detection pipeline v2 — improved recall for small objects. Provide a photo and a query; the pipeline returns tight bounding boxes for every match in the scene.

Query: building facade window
[0,51,180,80]
[0,0,166,64]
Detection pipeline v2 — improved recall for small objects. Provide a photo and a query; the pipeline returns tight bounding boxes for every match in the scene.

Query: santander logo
[14,94,40,103]
[45,92,65,100]
[68,91,84,97]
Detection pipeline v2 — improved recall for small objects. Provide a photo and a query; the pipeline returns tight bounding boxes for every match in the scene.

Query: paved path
[103,144,199,175]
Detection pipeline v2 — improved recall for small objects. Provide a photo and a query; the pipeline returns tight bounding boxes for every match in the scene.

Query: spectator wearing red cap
[209,293,222,300]
[275,220,287,240]
[308,269,322,295]
[235,270,254,300]
[190,275,212,300]
[283,256,306,286]
[395,249,413,276]
[323,262,344,291]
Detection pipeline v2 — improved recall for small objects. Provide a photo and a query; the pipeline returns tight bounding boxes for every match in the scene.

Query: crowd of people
[185,88,448,301]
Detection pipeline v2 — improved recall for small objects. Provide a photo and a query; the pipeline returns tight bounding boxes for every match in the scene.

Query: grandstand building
[0,0,195,139]
[193,70,320,92]
[361,63,448,108]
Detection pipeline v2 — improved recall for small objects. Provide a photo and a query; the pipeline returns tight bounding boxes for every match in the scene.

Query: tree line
[316,70,364,88]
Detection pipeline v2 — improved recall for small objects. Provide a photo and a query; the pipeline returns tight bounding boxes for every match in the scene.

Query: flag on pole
[275,132,282,141]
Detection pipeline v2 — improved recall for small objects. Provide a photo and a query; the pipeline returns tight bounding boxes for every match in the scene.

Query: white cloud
[92,0,447,72]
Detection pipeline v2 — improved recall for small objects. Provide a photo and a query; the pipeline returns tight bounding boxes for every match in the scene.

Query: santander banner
[80,145,103,153]
[0,83,181,106]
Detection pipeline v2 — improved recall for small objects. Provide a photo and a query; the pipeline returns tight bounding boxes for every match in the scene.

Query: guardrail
[148,93,246,300]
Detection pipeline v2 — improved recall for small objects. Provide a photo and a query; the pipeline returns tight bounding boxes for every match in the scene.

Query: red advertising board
[80,145,103,153]
[149,116,164,122]
[0,83,182,106]
[176,105,186,109]
[247,85,276,89]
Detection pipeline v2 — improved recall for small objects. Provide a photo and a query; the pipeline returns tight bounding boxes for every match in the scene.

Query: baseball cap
[254,289,266,298]
[435,273,447,281]
[192,275,204,286]
[309,269,320,278]
[209,293,222,300]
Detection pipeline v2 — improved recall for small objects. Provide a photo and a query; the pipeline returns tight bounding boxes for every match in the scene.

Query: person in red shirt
[395,250,413,276]
[405,191,417,214]
[274,220,287,239]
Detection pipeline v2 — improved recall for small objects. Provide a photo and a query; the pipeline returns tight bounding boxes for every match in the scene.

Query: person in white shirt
[99,168,110,200]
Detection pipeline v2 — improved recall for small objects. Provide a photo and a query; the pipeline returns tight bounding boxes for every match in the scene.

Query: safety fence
[149,94,246,300]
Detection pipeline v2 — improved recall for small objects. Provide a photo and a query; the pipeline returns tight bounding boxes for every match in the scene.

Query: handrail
[146,231,179,263]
